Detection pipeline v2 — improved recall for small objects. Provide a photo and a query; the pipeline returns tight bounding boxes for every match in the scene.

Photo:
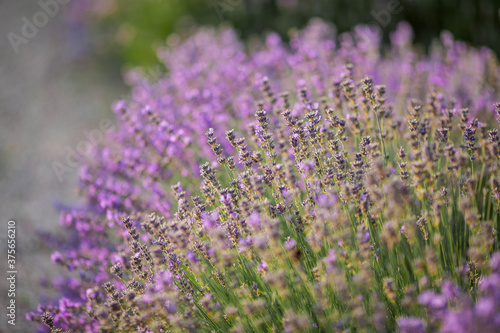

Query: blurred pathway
[0,1,125,331]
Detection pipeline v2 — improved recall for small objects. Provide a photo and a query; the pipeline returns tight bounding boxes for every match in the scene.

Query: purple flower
[284,238,297,251]
[475,297,495,317]
[490,252,500,273]
[165,300,177,313]
[51,251,64,265]
[202,211,219,231]
[362,232,370,243]
[441,281,460,300]
[396,317,425,333]
[257,260,268,273]
[186,250,198,263]
[418,291,447,310]
[324,249,337,272]
[29,16,500,333]
[247,212,261,227]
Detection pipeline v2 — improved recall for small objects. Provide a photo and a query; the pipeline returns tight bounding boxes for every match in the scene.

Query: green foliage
[85,0,500,68]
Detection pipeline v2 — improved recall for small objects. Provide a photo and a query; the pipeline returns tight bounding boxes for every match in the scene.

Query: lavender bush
[29,20,500,332]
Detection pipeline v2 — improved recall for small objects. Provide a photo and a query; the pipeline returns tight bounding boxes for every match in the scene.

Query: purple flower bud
[51,251,64,265]
[165,300,177,313]
[324,249,337,272]
[154,270,174,292]
[441,281,460,300]
[363,232,370,243]
[490,252,500,273]
[202,211,219,231]
[397,317,425,333]
[257,260,268,273]
[112,100,126,114]
[418,291,447,310]
[247,212,261,227]
[186,250,198,263]
[284,238,297,251]
[475,297,495,317]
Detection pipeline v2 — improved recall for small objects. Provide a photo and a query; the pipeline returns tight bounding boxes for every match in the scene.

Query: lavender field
[2,1,500,332]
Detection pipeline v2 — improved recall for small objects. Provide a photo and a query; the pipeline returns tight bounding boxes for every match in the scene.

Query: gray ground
[0,1,125,331]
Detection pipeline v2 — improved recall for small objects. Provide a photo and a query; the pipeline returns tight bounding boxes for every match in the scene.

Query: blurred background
[58,0,500,68]
[0,0,499,331]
